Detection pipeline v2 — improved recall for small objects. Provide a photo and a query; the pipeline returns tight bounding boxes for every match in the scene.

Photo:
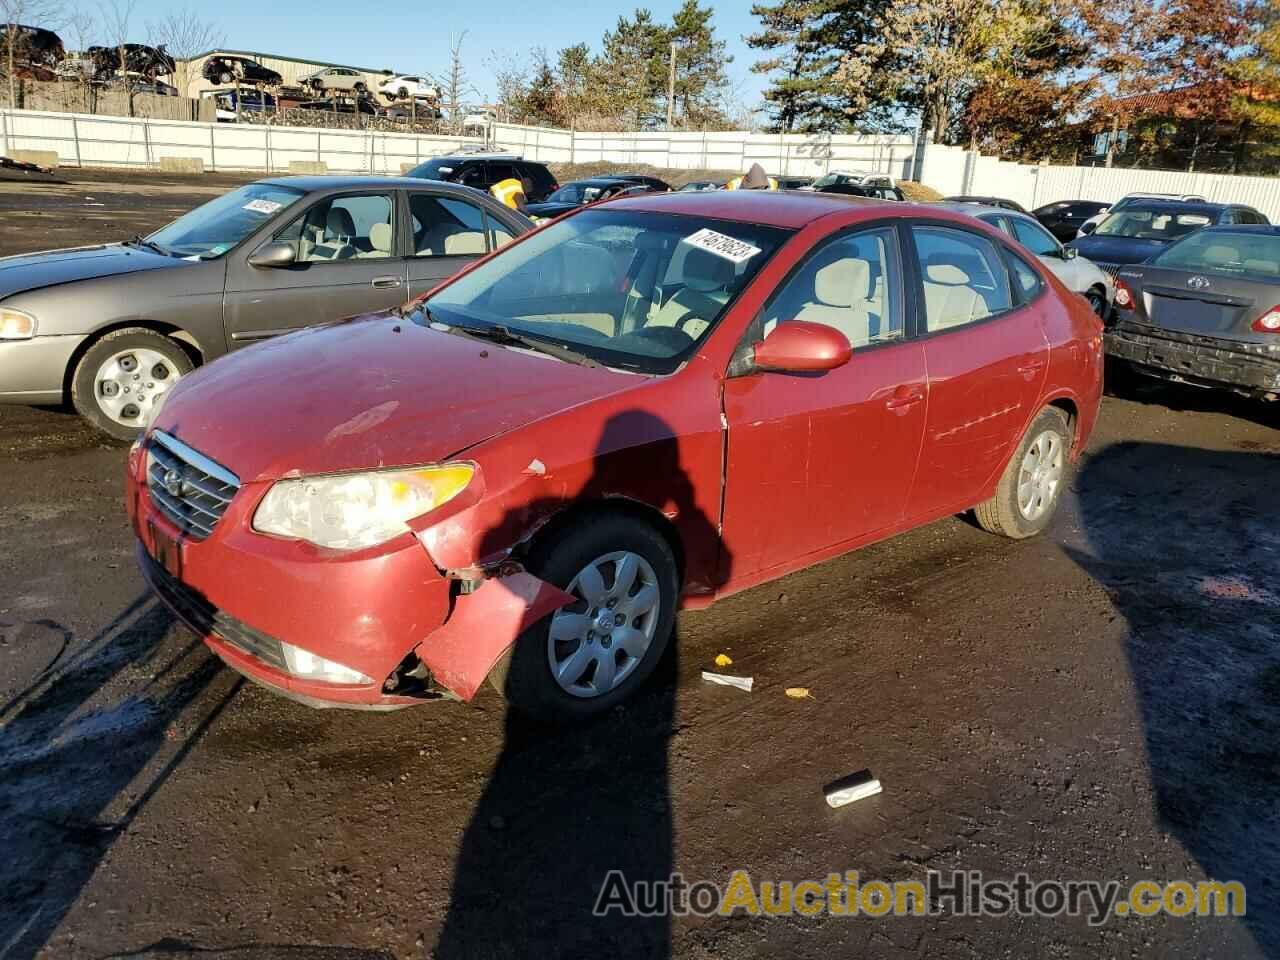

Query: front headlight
[280,640,371,684]
[252,463,474,550]
[0,308,36,340]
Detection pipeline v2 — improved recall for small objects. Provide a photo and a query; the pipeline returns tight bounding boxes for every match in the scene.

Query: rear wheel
[975,406,1072,539]
[218,71,232,84]
[71,328,193,441]
[487,513,678,719]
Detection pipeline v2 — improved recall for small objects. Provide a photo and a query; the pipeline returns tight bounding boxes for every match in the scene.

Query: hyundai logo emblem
[163,468,183,498]
[1187,275,1211,290]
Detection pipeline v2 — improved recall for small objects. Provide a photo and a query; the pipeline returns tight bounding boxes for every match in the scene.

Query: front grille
[141,548,288,671]
[147,431,240,540]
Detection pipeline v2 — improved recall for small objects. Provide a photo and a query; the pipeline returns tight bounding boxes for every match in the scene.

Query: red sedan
[126,191,1103,717]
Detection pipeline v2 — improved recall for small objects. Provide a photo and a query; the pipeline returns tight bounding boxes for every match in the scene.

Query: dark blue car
[1068,201,1269,283]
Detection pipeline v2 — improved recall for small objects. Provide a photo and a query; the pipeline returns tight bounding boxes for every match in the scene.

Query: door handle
[371,275,403,289]
[885,387,925,412]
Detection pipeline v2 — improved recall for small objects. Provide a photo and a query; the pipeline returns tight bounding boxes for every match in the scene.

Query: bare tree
[433,31,476,134]
[63,2,94,111]
[0,0,65,108]
[148,8,220,100]
[102,0,135,116]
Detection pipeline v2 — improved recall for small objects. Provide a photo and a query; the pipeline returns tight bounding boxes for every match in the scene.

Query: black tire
[71,328,194,441]
[487,512,679,719]
[354,82,366,93]
[396,86,408,99]
[1085,286,1107,318]
[218,71,232,84]
[974,406,1073,540]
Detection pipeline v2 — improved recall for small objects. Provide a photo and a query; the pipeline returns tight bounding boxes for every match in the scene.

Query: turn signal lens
[1252,307,1280,333]
[0,308,36,339]
[1114,279,1135,310]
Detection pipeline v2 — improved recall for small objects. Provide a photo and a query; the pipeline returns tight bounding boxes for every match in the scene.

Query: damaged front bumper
[1106,322,1280,396]
[125,442,573,709]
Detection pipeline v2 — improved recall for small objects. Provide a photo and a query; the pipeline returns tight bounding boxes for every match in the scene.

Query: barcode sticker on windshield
[243,198,283,215]
[684,228,761,265]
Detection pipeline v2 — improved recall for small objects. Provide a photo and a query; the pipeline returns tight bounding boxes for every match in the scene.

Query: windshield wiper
[128,234,170,257]
[442,322,600,368]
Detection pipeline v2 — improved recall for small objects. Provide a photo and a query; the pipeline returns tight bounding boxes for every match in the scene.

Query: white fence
[922,141,1280,221]
[4,107,1276,219]
[0,108,919,179]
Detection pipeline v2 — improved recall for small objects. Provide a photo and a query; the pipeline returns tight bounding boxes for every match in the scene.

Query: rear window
[1153,231,1280,280]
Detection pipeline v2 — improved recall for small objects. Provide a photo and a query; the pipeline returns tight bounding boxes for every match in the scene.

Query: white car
[801,169,884,191]
[301,66,368,94]
[952,204,1114,316]
[1076,193,1207,238]
[378,74,438,102]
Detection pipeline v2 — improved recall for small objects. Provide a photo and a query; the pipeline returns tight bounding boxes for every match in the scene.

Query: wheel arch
[62,319,205,401]
[519,495,687,587]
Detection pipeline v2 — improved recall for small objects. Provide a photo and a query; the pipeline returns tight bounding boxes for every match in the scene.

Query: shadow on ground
[0,597,239,959]
[1070,441,1280,956]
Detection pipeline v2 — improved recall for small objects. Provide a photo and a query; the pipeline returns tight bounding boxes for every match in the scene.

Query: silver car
[0,176,531,439]
[940,203,1114,316]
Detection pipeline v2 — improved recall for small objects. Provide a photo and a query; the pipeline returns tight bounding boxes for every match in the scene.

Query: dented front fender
[417,570,575,701]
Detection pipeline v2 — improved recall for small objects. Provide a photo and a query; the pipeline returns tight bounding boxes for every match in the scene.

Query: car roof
[932,201,1029,220]
[1110,200,1232,214]
[566,177,632,187]
[1195,224,1280,235]
[604,189,933,229]
[259,174,491,194]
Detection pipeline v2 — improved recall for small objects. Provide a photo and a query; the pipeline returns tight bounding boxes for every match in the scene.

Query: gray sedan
[0,175,531,438]
[1106,225,1280,398]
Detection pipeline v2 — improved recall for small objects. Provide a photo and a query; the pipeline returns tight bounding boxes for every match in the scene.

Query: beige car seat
[648,248,734,338]
[357,221,394,259]
[923,262,987,329]
[309,207,358,261]
[792,258,881,345]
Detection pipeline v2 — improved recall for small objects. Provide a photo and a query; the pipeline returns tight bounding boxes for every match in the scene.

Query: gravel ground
[0,170,1277,960]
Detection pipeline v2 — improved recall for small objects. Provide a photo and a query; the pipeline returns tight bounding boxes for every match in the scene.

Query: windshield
[546,183,604,205]
[408,158,459,180]
[1094,207,1215,241]
[422,208,791,374]
[1153,231,1280,280]
[147,183,303,258]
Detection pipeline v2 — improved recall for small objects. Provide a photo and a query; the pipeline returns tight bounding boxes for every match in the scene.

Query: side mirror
[751,321,852,374]
[1079,221,1097,236]
[247,241,296,268]
[1062,246,1078,260]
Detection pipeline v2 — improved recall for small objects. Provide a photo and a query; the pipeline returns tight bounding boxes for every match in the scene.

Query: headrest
[814,258,870,307]
[443,230,486,255]
[368,222,393,253]
[325,207,355,238]
[1244,258,1279,275]
[1201,244,1237,266]
[925,262,971,286]
[683,247,734,292]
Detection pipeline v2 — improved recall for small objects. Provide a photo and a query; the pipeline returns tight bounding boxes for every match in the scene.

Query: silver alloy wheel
[1017,429,1065,521]
[94,347,179,427]
[547,550,661,699]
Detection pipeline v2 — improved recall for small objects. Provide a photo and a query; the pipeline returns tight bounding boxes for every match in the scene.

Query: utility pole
[666,40,676,130]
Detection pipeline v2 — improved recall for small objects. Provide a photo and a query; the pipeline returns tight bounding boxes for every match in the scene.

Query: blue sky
[127,0,771,109]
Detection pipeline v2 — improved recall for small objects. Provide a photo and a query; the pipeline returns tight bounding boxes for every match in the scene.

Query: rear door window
[410,193,491,257]
[912,226,1013,332]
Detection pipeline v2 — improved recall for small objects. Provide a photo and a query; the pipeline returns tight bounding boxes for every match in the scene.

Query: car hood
[155,314,647,483]
[524,201,578,218]
[1068,235,1168,265]
[0,243,182,300]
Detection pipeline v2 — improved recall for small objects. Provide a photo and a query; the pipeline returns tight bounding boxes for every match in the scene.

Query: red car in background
[126,192,1103,718]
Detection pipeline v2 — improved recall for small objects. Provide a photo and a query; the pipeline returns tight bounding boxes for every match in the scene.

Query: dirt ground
[1,170,1278,960]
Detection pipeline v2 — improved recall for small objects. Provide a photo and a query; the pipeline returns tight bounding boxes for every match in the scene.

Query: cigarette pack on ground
[823,769,882,808]
[700,671,753,692]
